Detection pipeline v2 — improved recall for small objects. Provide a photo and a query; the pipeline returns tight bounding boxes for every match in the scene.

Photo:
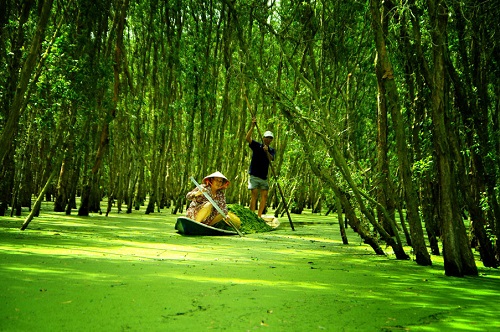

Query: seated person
[186,171,241,229]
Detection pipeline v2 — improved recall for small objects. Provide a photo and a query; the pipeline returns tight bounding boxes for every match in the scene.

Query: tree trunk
[65,158,80,215]
[494,84,500,261]
[279,103,385,255]
[54,141,75,213]
[0,155,15,216]
[78,0,128,216]
[406,1,440,256]
[20,164,59,230]
[145,114,160,214]
[334,189,349,245]
[0,2,31,216]
[370,0,431,266]
[427,0,477,276]
[0,0,54,166]
[372,0,394,238]
[446,3,498,267]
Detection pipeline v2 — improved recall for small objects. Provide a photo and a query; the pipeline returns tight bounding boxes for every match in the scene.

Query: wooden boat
[175,217,238,236]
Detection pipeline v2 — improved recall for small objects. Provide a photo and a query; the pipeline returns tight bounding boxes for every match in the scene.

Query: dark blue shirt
[248,140,275,180]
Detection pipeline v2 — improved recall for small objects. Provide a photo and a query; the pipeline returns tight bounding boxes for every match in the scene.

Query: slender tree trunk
[279,103,385,255]
[134,166,146,211]
[126,171,138,214]
[334,189,349,245]
[407,1,441,256]
[0,2,32,216]
[146,113,159,214]
[54,155,73,212]
[494,85,500,261]
[427,0,477,276]
[65,158,80,215]
[370,0,431,265]
[0,0,54,166]
[0,155,15,215]
[372,0,394,238]
[20,168,58,230]
[445,93,497,267]
[447,3,498,267]
[374,51,393,236]
[0,0,53,215]
[78,0,128,216]
[54,105,77,212]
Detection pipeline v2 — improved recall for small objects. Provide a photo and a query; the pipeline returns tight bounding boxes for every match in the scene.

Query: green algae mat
[1,209,499,331]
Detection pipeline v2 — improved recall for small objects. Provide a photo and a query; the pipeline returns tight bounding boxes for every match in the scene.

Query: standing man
[246,117,276,217]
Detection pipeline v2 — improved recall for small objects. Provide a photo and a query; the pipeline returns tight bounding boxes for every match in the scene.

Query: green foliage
[412,156,433,177]
[228,204,274,234]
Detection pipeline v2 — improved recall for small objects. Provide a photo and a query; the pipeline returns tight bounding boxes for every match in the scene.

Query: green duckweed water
[227,204,274,234]
[2,207,499,331]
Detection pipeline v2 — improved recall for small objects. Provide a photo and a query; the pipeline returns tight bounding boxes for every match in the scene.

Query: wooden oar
[190,176,244,237]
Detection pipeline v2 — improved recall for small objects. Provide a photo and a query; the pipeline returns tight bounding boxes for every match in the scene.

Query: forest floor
[1,203,499,332]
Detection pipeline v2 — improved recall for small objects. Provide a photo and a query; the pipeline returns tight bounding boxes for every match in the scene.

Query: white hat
[263,131,274,138]
[203,171,230,188]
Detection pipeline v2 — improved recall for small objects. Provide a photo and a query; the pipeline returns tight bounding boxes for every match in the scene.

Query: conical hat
[203,171,230,188]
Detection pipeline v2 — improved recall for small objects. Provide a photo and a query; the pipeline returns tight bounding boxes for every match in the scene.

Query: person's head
[263,130,274,145]
[203,171,230,189]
